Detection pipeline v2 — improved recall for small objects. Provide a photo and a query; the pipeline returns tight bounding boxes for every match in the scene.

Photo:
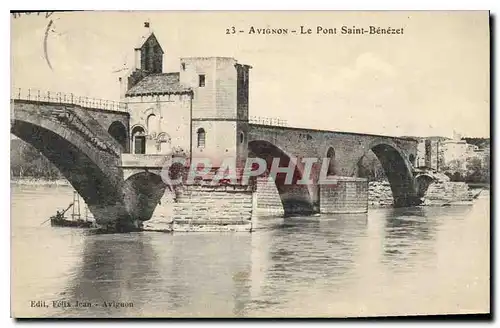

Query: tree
[10,138,63,180]
[481,153,491,183]
[441,159,465,180]
[465,157,482,183]
[463,137,490,149]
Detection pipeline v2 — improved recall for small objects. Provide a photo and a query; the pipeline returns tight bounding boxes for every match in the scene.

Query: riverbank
[10,178,70,187]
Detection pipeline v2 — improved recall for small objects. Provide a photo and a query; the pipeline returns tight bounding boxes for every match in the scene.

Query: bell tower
[135,32,164,74]
[125,32,165,93]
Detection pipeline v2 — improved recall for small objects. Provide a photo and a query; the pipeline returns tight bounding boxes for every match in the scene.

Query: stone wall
[248,124,418,178]
[84,107,130,141]
[120,154,170,169]
[143,190,176,232]
[255,176,371,216]
[144,183,254,232]
[423,181,473,205]
[254,176,284,216]
[172,184,254,232]
[368,181,394,207]
[368,180,475,207]
[126,94,191,155]
[320,177,368,214]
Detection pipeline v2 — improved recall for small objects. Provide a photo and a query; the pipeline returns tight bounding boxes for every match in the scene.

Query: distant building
[416,140,426,168]
[415,131,490,175]
[415,137,446,171]
[473,145,490,167]
[440,139,468,171]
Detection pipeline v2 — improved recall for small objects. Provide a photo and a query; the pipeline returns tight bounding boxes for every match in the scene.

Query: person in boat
[55,210,64,220]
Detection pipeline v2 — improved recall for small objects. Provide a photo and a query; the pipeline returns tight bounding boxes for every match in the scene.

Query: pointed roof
[134,32,164,54]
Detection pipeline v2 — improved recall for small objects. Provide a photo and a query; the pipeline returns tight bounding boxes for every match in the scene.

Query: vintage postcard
[11,11,490,318]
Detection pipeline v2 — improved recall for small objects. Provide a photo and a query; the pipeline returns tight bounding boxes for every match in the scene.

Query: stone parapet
[120,153,171,168]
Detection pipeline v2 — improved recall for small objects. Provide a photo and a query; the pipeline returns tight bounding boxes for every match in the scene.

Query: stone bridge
[11,90,425,230]
[247,124,420,215]
[11,93,134,230]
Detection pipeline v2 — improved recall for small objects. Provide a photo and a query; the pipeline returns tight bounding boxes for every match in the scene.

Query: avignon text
[227,25,404,35]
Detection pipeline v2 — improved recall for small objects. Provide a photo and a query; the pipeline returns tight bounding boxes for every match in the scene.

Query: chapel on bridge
[119,30,252,168]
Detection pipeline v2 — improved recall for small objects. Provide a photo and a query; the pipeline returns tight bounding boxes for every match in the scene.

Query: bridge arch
[326,147,337,175]
[248,140,315,216]
[11,112,126,223]
[108,121,128,152]
[353,140,419,207]
[414,173,435,198]
[123,171,167,221]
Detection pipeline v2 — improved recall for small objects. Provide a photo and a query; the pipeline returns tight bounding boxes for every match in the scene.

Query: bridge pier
[279,184,317,217]
[393,195,422,208]
[120,155,256,231]
[319,176,369,214]
[87,202,140,232]
[171,183,254,232]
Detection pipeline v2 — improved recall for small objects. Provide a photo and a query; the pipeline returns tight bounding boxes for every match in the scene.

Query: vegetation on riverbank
[11,139,64,180]
[11,177,70,186]
[440,156,490,184]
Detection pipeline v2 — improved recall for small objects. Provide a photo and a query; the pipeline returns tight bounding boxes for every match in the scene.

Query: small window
[198,74,206,87]
[239,132,244,144]
[181,62,186,71]
[197,128,206,148]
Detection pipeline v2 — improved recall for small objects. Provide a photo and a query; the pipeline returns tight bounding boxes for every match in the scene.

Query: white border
[2,1,497,327]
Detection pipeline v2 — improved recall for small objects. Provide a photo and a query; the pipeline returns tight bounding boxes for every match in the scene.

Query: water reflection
[245,214,368,313]
[381,206,471,272]
[61,233,160,317]
[11,185,490,317]
[164,233,253,317]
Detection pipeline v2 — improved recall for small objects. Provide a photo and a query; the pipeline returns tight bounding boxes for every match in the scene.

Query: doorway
[132,126,146,154]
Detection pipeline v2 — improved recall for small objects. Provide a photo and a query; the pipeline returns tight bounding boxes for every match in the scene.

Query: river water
[11,184,490,318]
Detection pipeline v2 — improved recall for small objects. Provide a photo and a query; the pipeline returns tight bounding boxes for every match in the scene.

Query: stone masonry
[172,184,254,232]
[254,176,285,216]
[319,177,368,214]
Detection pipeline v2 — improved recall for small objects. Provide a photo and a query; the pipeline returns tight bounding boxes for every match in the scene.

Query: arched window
[156,132,172,154]
[240,132,245,144]
[108,121,128,151]
[146,114,158,136]
[197,128,206,148]
[326,147,336,175]
[132,126,145,135]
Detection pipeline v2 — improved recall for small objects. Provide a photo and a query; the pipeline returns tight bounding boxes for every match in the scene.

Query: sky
[11,11,490,138]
